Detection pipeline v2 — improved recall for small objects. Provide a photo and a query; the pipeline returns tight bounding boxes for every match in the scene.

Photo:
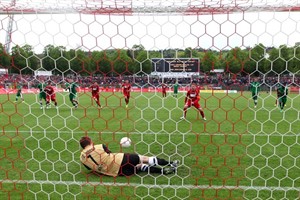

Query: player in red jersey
[161,83,167,97]
[180,83,206,120]
[90,81,101,108]
[122,80,131,108]
[44,81,58,109]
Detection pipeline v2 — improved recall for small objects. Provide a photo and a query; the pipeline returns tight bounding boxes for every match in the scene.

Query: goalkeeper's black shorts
[118,153,140,176]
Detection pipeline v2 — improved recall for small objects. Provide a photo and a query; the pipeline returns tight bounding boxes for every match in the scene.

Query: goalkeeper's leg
[140,156,179,168]
[138,155,180,175]
[138,164,175,175]
[119,154,177,175]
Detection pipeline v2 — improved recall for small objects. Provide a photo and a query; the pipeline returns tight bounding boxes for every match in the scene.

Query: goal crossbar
[1,0,300,15]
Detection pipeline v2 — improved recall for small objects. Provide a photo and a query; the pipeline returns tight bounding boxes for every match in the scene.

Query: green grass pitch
[0,90,300,199]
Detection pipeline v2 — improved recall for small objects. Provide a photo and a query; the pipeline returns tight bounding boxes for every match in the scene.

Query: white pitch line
[1,179,300,191]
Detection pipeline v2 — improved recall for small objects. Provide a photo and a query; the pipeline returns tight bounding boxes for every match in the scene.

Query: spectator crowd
[0,73,299,90]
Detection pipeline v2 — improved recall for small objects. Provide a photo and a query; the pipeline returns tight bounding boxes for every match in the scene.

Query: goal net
[0,0,300,199]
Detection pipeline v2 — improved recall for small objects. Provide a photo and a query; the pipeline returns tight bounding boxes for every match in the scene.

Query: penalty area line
[1,179,300,192]
[4,130,300,137]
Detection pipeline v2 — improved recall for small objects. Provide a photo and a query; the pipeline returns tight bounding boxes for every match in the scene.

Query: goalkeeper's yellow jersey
[80,144,124,177]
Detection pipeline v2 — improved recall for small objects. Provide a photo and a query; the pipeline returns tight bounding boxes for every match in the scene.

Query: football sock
[148,157,158,166]
[140,164,162,173]
[148,157,169,166]
[183,108,187,117]
[200,110,205,118]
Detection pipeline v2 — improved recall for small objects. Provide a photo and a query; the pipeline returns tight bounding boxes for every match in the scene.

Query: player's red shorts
[185,100,201,109]
[92,94,99,99]
[123,92,130,99]
[46,94,56,102]
[162,90,167,94]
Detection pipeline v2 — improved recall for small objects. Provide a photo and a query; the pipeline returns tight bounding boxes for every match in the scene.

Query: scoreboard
[152,58,200,73]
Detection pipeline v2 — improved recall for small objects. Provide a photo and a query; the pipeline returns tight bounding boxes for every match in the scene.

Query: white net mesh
[0,0,300,199]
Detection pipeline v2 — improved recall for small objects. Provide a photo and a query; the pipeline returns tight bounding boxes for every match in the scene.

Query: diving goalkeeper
[79,136,179,177]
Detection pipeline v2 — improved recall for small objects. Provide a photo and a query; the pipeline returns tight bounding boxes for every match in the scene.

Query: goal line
[2,179,299,192]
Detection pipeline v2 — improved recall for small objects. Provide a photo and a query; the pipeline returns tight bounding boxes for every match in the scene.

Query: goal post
[0,1,300,200]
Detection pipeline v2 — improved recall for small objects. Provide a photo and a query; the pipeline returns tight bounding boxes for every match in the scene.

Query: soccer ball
[120,137,131,147]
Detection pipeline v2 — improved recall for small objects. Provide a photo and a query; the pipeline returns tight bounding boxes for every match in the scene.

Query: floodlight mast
[4,0,16,53]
